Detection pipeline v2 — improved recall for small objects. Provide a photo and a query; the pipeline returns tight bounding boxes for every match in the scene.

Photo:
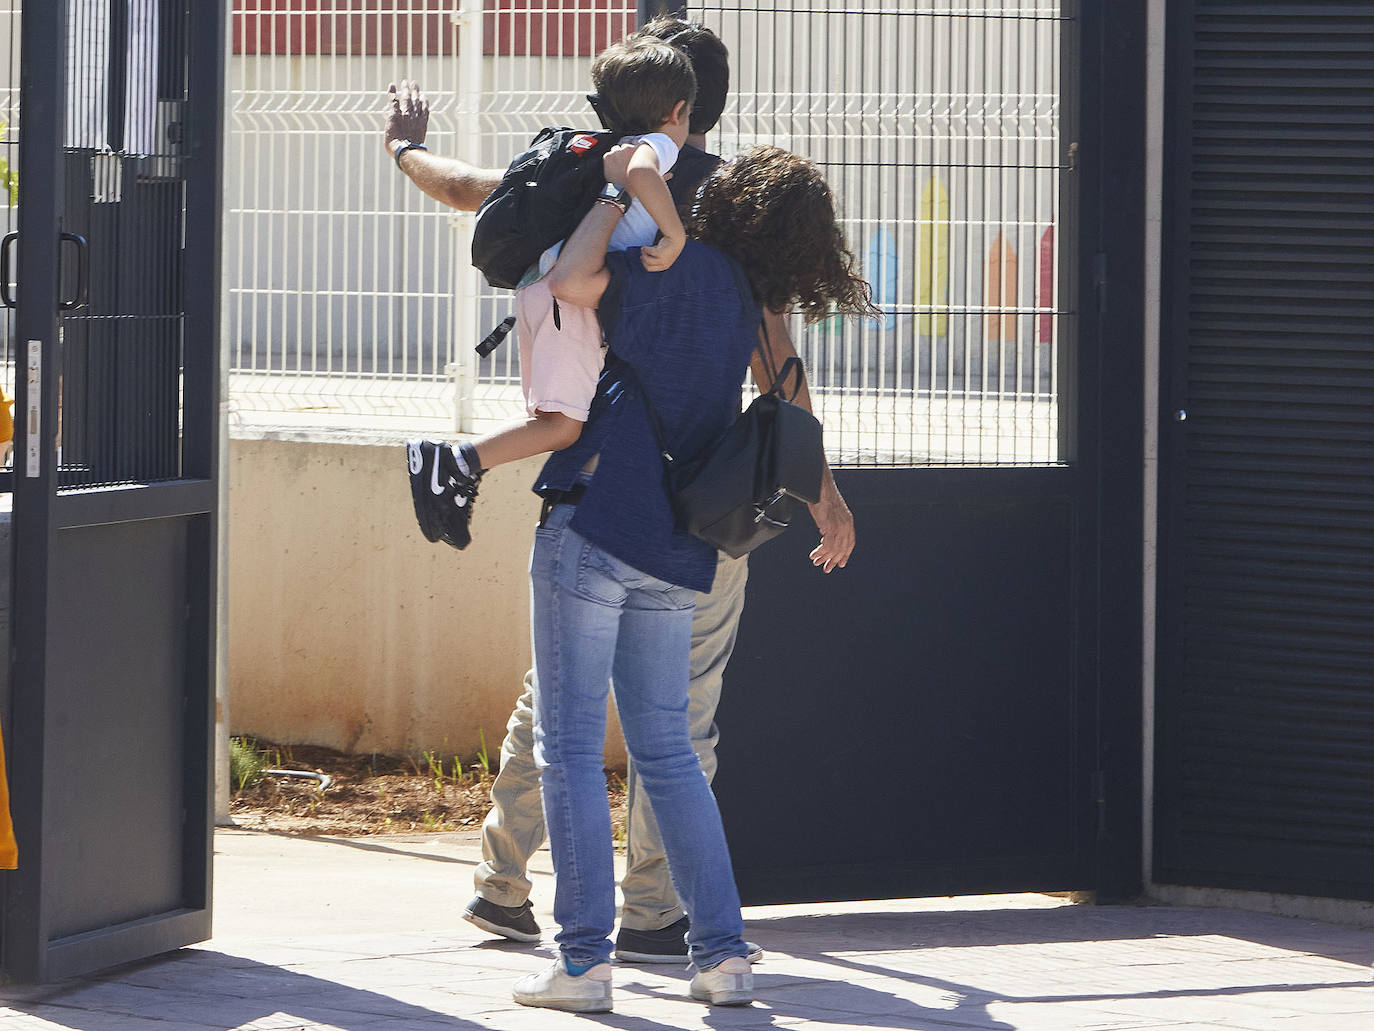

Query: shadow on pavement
[746,902,1374,967]
[0,949,484,1030]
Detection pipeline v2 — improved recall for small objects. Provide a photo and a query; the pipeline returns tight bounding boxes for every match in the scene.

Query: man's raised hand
[385,79,430,156]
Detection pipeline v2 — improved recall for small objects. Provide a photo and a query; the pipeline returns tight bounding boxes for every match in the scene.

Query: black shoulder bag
[638,344,826,559]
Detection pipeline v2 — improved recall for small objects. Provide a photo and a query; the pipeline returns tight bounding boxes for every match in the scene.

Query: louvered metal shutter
[1156,2,1374,901]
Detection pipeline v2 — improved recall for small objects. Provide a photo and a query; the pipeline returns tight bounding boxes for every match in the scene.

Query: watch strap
[392,139,428,168]
[597,181,631,212]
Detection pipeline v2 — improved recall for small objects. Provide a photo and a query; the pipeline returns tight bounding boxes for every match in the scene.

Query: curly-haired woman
[512,145,876,1014]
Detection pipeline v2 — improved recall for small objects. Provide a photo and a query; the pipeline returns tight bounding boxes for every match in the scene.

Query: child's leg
[471,411,583,470]
[469,277,603,474]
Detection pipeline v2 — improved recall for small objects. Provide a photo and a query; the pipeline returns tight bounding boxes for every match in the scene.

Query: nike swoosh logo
[430,447,446,495]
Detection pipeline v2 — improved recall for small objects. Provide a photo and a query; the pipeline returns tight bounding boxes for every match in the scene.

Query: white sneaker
[689,955,753,1006]
[513,956,613,1013]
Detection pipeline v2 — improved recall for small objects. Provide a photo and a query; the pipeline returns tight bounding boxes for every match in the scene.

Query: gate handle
[59,233,89,312]
[0,232,15,309]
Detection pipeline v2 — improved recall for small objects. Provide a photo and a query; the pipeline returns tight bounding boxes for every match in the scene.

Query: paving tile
[9,831,1374,1031]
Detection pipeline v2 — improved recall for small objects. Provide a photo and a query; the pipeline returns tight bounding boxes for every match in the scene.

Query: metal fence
[226,0,1071,465]
[692,0,1068,464]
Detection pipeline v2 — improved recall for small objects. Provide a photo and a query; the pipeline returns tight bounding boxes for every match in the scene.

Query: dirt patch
[230,742,628,839]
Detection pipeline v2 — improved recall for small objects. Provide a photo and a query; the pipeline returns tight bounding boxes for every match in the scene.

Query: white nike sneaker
[689,955,753,1006]
[513,956,613,1013]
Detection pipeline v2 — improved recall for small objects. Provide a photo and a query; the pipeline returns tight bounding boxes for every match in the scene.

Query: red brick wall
[232,1,636,58]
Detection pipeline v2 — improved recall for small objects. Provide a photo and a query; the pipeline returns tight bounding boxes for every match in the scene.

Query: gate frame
[689,0,1148,906]
[1079,0,1149,902]
[3,0,228,983]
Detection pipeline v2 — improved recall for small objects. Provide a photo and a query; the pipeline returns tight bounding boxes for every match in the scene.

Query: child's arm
[625,141,687,272]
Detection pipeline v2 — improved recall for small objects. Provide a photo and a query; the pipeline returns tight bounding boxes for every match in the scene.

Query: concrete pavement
[1,828,1372,1030]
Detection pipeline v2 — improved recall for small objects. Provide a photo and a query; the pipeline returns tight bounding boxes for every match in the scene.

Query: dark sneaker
[406,439,480,550]
[614,916,763,965]
[463,895,541,943]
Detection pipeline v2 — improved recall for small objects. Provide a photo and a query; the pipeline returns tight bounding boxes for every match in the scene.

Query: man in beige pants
[385,18,855,963]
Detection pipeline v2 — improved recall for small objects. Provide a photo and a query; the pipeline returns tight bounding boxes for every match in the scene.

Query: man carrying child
[403,37,697,551]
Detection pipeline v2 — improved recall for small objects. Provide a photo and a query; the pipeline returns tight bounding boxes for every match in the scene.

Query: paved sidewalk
[1,828,1372,1030]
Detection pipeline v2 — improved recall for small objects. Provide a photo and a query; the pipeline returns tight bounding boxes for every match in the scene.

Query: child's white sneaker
[512,956,612,1012]
[689,954,753,1006]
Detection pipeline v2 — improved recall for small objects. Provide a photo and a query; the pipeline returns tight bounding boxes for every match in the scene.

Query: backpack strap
[726,255,803,399]
[766,356,804,399]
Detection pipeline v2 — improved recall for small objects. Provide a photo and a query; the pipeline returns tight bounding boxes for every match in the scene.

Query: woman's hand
[807,476,855,572]
[641,232,685,272]
[602,144,637,188]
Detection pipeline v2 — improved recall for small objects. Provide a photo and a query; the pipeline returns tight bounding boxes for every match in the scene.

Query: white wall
[226,430,628,765]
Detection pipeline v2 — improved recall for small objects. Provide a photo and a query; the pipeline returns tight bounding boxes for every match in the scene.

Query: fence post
[449,0,485,433]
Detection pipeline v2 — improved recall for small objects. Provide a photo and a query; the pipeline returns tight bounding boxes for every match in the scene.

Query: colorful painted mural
[918,178,949,338]
[986,234,1018,345]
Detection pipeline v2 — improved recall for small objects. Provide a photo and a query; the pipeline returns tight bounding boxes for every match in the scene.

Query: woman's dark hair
[637,16,729,135]
[591,37,697,136]
[690,146,877,323]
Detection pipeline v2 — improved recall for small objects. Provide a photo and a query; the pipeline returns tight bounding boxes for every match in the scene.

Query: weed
[475,729,492,781]
[423,749,447,793]
[230,737,268,792]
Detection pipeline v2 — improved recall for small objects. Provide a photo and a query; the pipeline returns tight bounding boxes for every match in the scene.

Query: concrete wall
[227,430,626,765]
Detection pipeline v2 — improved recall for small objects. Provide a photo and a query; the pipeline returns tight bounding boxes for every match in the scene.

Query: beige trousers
[474,551,749,930]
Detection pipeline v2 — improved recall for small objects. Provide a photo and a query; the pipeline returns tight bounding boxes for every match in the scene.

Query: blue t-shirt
[533,242,760,592]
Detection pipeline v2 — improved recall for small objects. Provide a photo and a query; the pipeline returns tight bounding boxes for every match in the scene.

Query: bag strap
[751,295,803,402]
[765,356,804,399]
[756,311,780,390]
[637,351,803,467]
[635,369,677,465]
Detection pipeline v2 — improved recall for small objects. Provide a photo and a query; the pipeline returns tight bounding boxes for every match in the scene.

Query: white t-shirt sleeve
[636,132,680,175]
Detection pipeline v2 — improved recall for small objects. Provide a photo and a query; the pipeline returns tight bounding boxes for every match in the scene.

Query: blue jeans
[530,502,747,970]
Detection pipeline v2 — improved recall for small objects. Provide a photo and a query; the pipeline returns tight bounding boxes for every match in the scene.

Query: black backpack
[471,126,620,290]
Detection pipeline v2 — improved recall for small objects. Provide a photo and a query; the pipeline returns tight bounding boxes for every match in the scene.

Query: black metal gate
[1156,1,1374,902]
[1,0,226,981]
[701,1,1147,904]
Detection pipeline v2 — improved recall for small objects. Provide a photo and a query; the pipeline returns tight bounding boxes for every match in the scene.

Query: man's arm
[544,148,638,307]
[751,307,856,573]
[384,80,504,212]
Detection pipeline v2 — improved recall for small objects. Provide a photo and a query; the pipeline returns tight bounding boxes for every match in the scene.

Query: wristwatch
[391,138,428,167]
[596,181,632,213]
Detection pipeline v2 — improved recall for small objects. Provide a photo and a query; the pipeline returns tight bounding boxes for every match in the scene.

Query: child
[408,37,697,549]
